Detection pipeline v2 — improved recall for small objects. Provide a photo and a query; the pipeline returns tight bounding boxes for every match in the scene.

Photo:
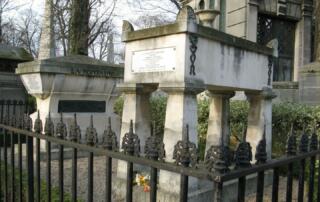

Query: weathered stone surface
[16,55,123,78]
[0,45,33,61]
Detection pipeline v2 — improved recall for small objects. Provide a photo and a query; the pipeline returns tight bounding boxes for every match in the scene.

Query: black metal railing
[0,99,320,202]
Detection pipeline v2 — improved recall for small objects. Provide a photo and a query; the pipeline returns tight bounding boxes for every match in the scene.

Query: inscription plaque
[131,47,176,73]
[58,100,106,113]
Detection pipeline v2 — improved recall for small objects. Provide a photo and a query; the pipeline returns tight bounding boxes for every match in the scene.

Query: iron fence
[0,99,319,202]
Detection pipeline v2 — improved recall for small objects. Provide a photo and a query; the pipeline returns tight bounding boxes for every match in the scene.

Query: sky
[5,0,178,61]
[8,0,177,28]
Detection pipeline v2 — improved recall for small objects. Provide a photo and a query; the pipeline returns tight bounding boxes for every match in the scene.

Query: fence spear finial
[122,119,140,156]
[102,117,118,151]
[45,112,54,136]
[85,115,98,146]
[34,110,43,133]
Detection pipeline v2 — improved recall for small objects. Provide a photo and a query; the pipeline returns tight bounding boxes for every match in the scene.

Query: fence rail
[0,99,320,202]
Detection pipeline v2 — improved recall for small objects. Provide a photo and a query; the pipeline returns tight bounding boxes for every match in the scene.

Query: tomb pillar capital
[117,83,157,95]
[245,87,277,101]
[206,91,235,99]
[158,82,205,95]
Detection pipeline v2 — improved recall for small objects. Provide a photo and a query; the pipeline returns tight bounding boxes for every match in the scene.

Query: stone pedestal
[293,0,313,81]
[246,87,275,160]
[205,91,234,151]
[158,82,203,194]
[116,83,156,178]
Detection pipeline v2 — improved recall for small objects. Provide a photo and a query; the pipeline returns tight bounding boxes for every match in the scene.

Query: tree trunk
[315,0,320,61]
[69,0,90,56]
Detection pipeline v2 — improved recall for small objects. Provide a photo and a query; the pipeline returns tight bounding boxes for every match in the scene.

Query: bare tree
[133,14,173,29]
[53,0,117,57]
[0,0,25,42]
[1,7,41,57]
[17,8,41,57]
[126,0,180,16]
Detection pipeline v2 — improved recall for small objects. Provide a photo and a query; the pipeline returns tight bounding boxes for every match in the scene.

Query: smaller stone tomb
[16,55,124,143]
[0,45,33,101]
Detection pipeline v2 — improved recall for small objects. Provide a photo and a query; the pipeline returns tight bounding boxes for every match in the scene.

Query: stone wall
[272,81,299,103]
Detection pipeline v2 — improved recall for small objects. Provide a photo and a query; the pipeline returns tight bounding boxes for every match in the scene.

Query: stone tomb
[16,55,123,146]
[116,6,277,201]
[0,45,33,101]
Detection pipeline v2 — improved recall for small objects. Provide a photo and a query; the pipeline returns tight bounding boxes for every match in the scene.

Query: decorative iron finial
[101,117,118,151]
[17,111,24,129]
[205,143,230,174]
[205,126,230,174]
[255,125,267,165]
[176,5,196,23]
[34,111,43,133]
[173,125,198,168]
[145,122,165,161]
[69,114,81,142]
[234,128,252,169]
[286,125,297,155]
[10,100,17,127]
[4,100,11,125]
[122,120,140,156]
[85,115,98,146]
[299,129,309,153]
[309,127,318,151]
[0,100,4,124]
[44,112,54,136]
[122,20,134,32]
[55,113,67,139]
[23,113,33,131]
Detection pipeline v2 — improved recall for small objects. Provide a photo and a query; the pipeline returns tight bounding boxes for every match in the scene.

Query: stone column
[246,87,276,160]
[38,0,55,60]
[246,0,259,42]
[158,82,203,195]
[116,83,156,178]
[205,91,235,152]
[315,0,320,61]
[294,0,313,81]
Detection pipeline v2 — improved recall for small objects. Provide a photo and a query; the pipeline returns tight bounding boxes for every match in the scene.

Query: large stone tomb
[116,6,277,202]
